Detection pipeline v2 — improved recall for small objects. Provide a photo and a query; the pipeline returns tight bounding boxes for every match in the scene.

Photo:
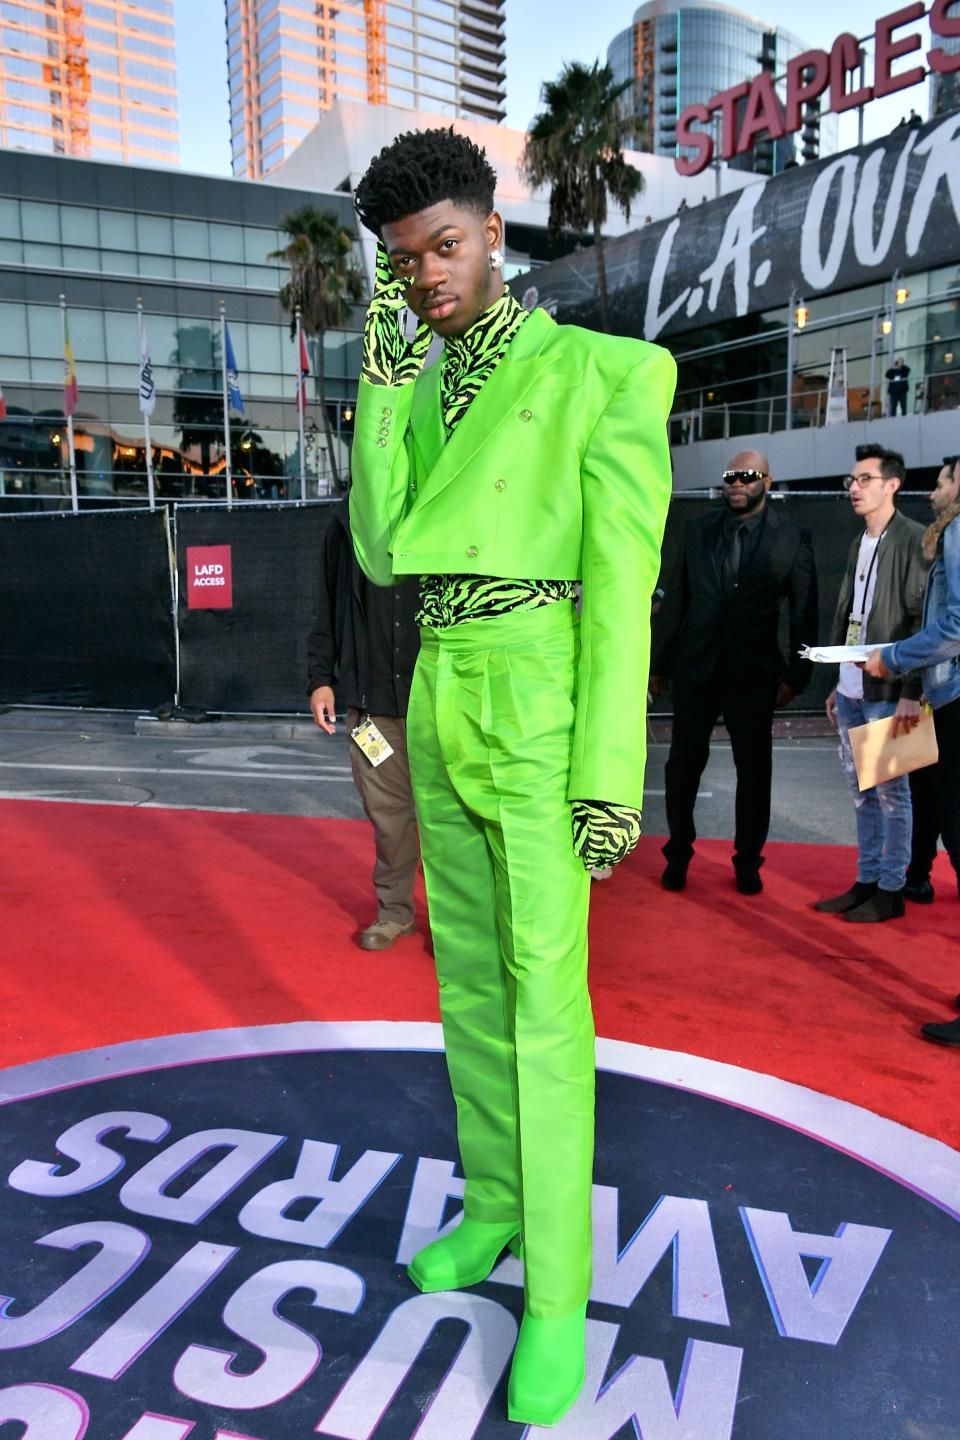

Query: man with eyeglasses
[814,444,927,923]
[863,456,960,1040]
[651,450,818,895]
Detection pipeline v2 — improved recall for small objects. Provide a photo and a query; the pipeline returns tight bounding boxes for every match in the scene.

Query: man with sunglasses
[652,450,818,895]
[814,444,927,923]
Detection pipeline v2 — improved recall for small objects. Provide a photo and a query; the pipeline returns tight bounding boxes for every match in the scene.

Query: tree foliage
[521,62,645,332]
[270,207,366,490]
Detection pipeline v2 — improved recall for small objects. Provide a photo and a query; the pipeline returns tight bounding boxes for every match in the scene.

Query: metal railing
[670,369,959,445]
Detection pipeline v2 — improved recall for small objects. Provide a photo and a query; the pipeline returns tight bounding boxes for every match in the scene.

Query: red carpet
[2,797,958,1148]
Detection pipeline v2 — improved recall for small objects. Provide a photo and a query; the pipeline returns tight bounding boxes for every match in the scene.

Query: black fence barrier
[0,508,175,708]
[0,493,938,715]
[652,493,934,715]
[175,502,337,713]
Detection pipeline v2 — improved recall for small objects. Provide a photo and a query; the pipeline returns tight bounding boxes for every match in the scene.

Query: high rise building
[227,0,506,180]
[607,0,835,177]
[0,0,178,166]
[929,36,960,119]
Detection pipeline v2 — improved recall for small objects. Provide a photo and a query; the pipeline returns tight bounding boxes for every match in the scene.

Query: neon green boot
[507,1303,587,1427]
[407,1218,522,1294]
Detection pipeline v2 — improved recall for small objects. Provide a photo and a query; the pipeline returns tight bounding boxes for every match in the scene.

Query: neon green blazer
[349,307,676,808]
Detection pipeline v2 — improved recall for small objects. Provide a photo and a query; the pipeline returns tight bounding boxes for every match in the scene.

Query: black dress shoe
[903,877,935,903]
[661,861,689,892]
[813,881,877,914]
[921,1017,960,1046]
[844,888,906,923]
[735,868,763,895]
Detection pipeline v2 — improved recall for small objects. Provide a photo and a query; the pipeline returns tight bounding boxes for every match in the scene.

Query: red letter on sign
[738,73,786,151]
[874,2,926,97]
[707,82,751,160]
[929,0,960,73]
[830,32,874,111]
[785,49,829,131]
[676,104,713,176]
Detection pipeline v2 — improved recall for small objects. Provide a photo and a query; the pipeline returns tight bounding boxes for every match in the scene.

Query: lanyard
[853,524,889,621]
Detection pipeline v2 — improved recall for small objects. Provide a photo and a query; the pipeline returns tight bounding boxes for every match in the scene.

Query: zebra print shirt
[415,290,574,629]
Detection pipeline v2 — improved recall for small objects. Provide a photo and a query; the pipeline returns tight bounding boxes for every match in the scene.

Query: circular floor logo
[0,1022,957,1439]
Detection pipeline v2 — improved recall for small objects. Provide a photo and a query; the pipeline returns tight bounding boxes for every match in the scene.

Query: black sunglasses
[722,469,768,484]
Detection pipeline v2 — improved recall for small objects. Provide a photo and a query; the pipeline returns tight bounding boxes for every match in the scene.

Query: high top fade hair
[354,126,497,237]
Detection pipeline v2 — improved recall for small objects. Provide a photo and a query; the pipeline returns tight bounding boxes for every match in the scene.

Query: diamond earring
[489,248,504,270]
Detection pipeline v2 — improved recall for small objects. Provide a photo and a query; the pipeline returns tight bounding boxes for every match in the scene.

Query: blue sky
[173,0,934,177]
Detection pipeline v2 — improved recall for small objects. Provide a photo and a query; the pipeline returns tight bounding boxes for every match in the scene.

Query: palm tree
[521,61,644,334]
[270,207,366,491]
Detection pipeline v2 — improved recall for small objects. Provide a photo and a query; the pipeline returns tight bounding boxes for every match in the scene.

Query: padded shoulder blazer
[349,306,677,809]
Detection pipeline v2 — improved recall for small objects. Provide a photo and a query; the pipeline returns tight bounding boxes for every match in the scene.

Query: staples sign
[187,544,233,609]
[676,0,960,174]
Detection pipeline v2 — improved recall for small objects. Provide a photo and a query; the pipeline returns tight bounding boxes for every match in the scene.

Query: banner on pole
[63,315,78,417]
[224,324,245,415]
[138,312,156,416]
[297,329,311,413]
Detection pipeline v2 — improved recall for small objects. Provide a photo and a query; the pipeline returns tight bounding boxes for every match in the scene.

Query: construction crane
[364,0,387,105]
[62,0,92,157]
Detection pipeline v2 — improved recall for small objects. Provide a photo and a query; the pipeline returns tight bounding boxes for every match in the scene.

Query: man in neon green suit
[349,128,675,1426]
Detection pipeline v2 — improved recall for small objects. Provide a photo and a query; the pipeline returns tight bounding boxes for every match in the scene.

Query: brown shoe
[358,918,416,951]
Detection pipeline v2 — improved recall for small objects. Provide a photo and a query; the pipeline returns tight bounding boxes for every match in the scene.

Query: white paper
[799,644,890,663]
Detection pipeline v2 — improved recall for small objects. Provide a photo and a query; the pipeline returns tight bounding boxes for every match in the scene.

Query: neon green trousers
[407,601,594,1317]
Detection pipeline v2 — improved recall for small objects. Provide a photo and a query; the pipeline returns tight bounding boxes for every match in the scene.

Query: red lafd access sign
[187,545,233,609]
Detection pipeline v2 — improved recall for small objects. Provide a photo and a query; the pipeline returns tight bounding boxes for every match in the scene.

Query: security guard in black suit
[650,450,819,894]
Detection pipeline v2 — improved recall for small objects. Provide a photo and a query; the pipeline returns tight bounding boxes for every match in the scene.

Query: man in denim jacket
[866,455,960,1044]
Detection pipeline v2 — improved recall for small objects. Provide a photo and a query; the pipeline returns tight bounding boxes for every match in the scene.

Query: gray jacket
[830,509,928,701]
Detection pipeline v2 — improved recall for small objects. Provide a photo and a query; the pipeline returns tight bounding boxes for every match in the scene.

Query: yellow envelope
[848,709,939,791]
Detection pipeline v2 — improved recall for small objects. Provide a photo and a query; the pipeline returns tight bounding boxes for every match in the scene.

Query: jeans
[836,692,913,890]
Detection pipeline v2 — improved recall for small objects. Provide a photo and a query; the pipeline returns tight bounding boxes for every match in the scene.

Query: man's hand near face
[361,242,432,387]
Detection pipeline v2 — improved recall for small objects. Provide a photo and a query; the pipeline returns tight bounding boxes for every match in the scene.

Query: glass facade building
[607,0,836,176]
[0,149,364,505]
[227,0,506,179]
[929,36,960,119]
[0,0,178,166]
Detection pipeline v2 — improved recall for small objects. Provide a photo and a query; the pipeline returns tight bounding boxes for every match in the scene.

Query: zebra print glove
[571,800,643,871]
[361,243,433,387]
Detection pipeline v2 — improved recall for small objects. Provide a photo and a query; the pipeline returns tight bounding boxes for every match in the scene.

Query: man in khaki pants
[308,498,420,950]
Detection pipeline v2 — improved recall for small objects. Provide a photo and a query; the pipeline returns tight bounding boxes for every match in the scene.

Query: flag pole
[219,300,233,509]
[59,294,78,513]
[295,305,307,502]
[137,297,156,512]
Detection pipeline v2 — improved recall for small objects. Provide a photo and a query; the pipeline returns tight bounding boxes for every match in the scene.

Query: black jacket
[306,500,420,716]
[829,508,928,701]
[652,503,818,694]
